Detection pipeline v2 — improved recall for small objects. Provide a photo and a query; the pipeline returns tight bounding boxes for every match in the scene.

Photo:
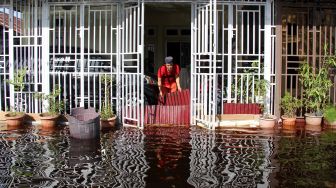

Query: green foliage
[323,105,336,123]
[231,60,269,104]
[299,47,336,115]
[100,75,115,120]
[6,68,27,92]
[6,68,27,114]
[100,101,115,120]
[6,110,25,117]
[280,92,302,118]
[35,87,64,116]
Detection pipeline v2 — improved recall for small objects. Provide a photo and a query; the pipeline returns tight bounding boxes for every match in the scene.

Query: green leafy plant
[6,68,27,115]
[280,92,302,118]
[35,87,64,116]
[323,105,336,123]
[100,101,114,120]
[231,61,269,104]
[299,47,336,115]
[100,75,115,120]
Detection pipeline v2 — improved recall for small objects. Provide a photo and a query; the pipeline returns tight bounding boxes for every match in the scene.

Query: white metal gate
[216,2,275,115]
[191,0,274,129]
[10,0,44,113]
[120,1,145,128]
[191,0,218,130]
[49,3,119,114]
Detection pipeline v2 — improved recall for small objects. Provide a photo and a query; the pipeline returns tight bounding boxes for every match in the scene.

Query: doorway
[166,41,191,89]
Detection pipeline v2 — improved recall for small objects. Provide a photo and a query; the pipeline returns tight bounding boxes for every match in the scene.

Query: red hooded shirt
[157,64,180,87]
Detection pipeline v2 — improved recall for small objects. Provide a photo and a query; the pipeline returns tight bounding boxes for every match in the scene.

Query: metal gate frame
[120,0,145,129]
[8,0,44,114]
[191,0,274,129]
[191,0,218,130]
[48,3,120,117]
[0,5,10,111]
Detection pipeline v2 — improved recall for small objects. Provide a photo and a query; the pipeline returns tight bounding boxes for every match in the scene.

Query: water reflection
[0,124,335,187]
[188,127,276,187]
[276,130,336,187]
[109,128,149,187]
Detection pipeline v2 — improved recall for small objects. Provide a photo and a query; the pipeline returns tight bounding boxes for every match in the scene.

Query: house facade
[0,0,335,129]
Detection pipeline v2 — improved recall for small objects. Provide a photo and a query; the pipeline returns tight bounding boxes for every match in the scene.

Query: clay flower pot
[40,113,60,129]
[5,113,25,128]
[100,116,117,129]
[281,115,296,129]
[259,115,277,129]
[305,113,323,127]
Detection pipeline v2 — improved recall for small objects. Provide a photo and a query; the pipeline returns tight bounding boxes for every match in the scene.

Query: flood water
[0,124,335,187]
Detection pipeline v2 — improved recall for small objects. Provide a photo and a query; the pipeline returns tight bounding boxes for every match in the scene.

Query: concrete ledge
[217,114,260,128]
[195,114,261,129]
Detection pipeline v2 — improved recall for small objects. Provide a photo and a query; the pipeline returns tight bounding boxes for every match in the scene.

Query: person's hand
[159,91,163,96]
[178,87,182,92]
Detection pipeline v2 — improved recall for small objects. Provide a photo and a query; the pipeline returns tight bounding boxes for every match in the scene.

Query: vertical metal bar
[264,1,272,114]
[80,4,84,107]
[253,11,255,54]
[93,10,96,53]
[247,11,250,54]
[33,0,38,113]
[211,0,217,129]
[41,1,49,112]
[140,0,144,128]
[190,2,195,125]
[105,10,107,54]
[9,0,14,108]
[227,4,233,103]
[99,10,102,53]
[116,4,121,119]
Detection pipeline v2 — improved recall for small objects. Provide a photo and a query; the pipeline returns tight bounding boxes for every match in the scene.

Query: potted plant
[299,49,336,128]
[5,68,27,127]
[35,87,64,128]
[100,75,117,129]
[323,105,336,129]
[280,92,302,129]
[256,78,277,129]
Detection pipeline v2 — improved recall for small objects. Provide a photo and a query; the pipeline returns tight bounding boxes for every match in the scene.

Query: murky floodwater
[0,124,335,187]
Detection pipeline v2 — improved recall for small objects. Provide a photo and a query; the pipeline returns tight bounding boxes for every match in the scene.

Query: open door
[191,0,218,129]
[120,1,145,128]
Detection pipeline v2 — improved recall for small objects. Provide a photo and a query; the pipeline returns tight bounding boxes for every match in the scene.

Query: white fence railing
[50,72,117,114]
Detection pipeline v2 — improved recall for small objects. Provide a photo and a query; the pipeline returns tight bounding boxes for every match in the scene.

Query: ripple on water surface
[0,125,335,187]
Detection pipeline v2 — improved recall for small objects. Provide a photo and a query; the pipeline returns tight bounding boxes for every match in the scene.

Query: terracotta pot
[100,116,117,129]
[281,115,296,129]
[305,113,323,126]
[5,113,25,128]
[40,113,60,129]
[259,115,277,129]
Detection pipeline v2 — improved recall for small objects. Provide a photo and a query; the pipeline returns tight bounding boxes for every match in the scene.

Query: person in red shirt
[157,56,182,96]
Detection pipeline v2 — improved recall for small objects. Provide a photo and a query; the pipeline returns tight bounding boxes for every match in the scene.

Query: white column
[8,0,14,109]
[264,0,272,114]
[34,0,39,113]
[41,1,50,112]
[227,4,233,103]
[139,0,144,129]
[211,0,217,130]
[190,2,195,125]
[116,3,121,120]
[80,4,85,107]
